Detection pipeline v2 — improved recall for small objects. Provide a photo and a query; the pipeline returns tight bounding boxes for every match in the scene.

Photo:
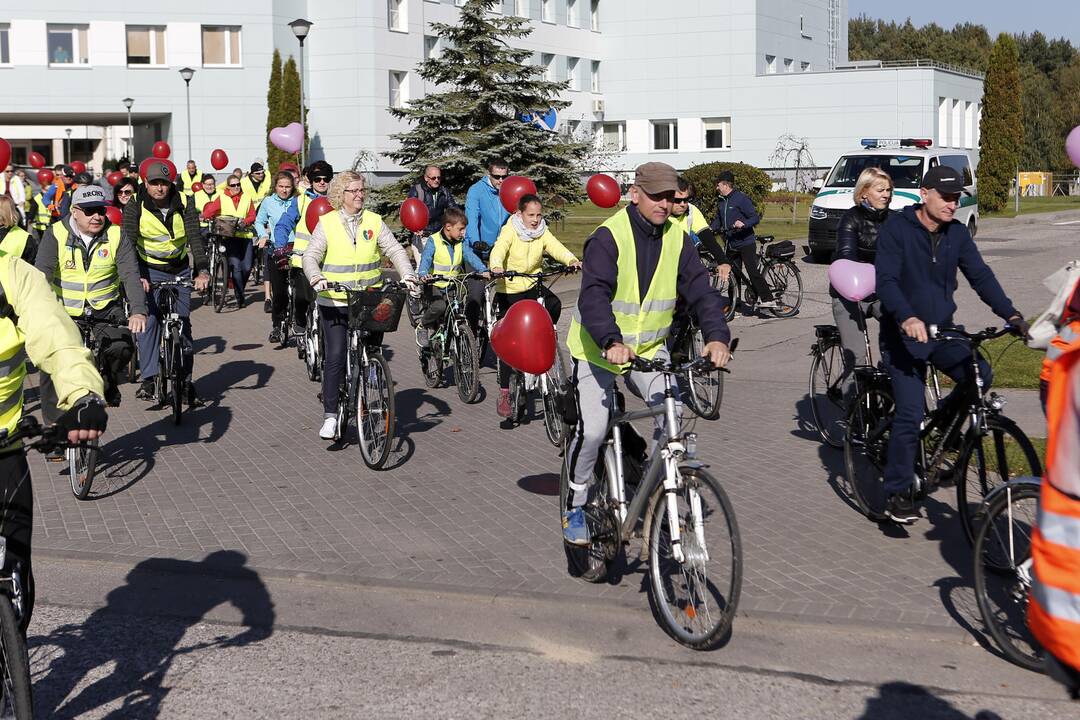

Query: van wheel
[968,217,977,238]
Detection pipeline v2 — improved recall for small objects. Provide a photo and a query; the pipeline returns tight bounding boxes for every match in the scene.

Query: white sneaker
[319,417,338,440]
[756,299,778,309]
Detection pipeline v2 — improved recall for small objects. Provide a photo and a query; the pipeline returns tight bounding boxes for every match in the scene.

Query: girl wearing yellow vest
[302,171,418,440]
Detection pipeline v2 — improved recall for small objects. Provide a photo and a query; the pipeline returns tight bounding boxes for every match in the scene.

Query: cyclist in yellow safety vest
[201,175,257,308]
[0,197,36,263]
[415,206,488,348]
[303,171,419,441]
[35,184,147,413]
[179,160,200,198]
[561,162,733,546]
[191,175,221,214]
[0,249,107,636]
[240,163,270,208]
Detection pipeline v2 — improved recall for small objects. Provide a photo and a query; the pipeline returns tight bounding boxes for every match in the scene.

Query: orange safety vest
[1029,331,1080,674]
[1041,320,1080,384]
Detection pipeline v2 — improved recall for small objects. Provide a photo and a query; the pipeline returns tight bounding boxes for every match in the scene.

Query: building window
[765,54,776,74]
[126,26,167,66]
[703,117,731,150]
[800,61,810,72]
[515,0,529,17]
[389,71,408,108]
[541,0,554,23]
[202,26,241,66]
[0,24,10,65]
[47,24,89,65]
[567,57,579,90]
[567,0,579,27]
[651,120,678,151]
[783,58,794,73]
[590,61,600,92]
[591,0,600,31]
[541,53,555,81]
[424,35,439,60]
[565,119,581,138]
[388,0,408,32]
[602,122,626,151]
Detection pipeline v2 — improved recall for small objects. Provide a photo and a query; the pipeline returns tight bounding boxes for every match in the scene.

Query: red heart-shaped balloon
[305,196,333,234]
[400,197,429,233]
[152,141,171,159]
[586,174,620,208]
[490,299,555,375]
[210,148,229,171]
[498,175,538,214]
[105,206,123,225]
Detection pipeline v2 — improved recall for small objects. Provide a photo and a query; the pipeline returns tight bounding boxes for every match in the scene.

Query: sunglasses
[672,197,691,204]
[426,176,441,181]
[76,206,107,216]
[227,183,241,189]
[118,189,135,196]
[490,173,508,180]
[312,176,330,183]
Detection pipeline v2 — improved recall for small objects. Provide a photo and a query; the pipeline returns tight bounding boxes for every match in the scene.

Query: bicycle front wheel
[647,466,742,650]
[68,440,100,500]
[452,323,480,404]
[356,352,395,469]
[0,593,33,719]
[809,335,847,448]
[721,273,738,322]
[973,483,1044,672]
[212,257,228,313]
[767,260,803,318]
[685,327,723,420]
[843,385,894,520]
[956,415,1043,546]
[169,333,184,425]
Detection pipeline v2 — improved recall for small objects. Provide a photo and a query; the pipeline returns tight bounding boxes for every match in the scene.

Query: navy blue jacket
[578,204,730,351]
[710,189,759,249]
[875,205,1018,358]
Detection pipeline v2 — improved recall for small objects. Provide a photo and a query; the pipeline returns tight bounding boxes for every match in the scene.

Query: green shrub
[681,162,772,220]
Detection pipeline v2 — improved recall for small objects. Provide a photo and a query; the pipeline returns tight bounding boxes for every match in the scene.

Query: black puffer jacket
[830,203,891,299]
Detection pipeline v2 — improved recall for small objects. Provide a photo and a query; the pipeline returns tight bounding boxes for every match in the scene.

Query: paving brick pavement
[22,215,1077,640]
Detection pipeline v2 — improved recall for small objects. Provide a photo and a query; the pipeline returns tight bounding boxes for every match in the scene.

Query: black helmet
[306,160,334,180]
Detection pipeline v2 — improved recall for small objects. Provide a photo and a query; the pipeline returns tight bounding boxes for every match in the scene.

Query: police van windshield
[825,154,924,189]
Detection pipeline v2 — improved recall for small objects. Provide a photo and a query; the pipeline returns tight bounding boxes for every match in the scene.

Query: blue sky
[848,1,1080,46]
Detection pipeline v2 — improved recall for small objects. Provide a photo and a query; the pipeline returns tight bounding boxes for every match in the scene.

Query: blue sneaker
[562,507,590,546]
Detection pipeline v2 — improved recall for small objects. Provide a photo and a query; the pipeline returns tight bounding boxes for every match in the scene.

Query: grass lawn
[980,333,1045,390]
[983,195,1080,219]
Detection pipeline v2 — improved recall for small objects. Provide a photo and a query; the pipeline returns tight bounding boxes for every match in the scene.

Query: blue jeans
[138,266,194,381]
[225,237,253,301]
[881,338,992,496]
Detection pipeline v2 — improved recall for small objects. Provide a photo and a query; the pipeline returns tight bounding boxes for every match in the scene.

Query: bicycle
[301,296,322,382]
[0,414,77,718]
[972,477,1045,672]
[844,324,1042,538]
[669,312,724,421]
[486,266,575,446]
[328,281,406,469]
[559,354,742,649]
[148,277,195,426]
[417,274,482,404]
[719,234,802,320]
[206,234,228,313]
[269,244,294,348]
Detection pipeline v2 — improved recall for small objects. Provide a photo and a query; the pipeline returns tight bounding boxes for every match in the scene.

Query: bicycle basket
[211,216,242,238]
[765,240,796,259]
[347,287,406,333]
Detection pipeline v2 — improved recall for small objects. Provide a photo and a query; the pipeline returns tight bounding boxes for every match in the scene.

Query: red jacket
[200,191,257,224]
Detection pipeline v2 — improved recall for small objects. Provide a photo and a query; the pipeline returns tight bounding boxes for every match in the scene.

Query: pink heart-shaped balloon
[828,259,876,303]
[269,122,304,155]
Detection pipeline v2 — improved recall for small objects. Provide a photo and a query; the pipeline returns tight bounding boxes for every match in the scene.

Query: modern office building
[0,0,984,182]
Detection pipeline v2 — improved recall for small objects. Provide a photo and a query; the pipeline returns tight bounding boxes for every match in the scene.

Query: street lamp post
[289,18,313,168]
[65,128,71,164]
[179,67,195,164]
[122,97,134,160]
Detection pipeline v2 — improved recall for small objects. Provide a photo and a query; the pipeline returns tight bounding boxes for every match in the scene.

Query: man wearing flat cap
[561,161,733,546]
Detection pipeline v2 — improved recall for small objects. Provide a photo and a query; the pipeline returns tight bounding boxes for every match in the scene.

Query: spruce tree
[266,50,285,171]
[281,57,308,165]
[376,0,588,215]
[977,34,1023,212]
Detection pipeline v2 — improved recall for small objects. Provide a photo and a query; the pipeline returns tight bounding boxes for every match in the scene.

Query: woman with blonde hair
[830,166,894,395]
[302,170,418,440]
[0,195,36,262]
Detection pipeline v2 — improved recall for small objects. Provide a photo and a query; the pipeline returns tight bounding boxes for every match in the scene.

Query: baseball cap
[250,162,265,173]
[634,162,679,195]
[307,160,334,180]
[71,185,108,209]
[920,165,970,195]
[144,161,175,183]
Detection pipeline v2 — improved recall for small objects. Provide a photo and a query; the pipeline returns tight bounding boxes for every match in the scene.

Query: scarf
[511,212,546,242]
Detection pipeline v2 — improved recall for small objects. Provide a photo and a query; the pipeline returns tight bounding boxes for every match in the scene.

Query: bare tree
[769,134,817,223]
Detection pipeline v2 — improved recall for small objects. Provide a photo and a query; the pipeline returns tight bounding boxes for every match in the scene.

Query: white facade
[0,0,983,181]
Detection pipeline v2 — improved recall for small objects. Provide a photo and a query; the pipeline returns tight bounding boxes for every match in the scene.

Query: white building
[0,0,983,182]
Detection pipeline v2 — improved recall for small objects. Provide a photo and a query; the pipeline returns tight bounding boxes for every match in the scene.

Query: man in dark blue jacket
[875,165,1028,524]
[710,170,775,308]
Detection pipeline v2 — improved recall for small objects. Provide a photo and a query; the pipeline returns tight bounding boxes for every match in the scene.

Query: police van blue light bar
[860,138,933,149]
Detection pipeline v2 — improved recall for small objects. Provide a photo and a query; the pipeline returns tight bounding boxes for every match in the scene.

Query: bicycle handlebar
[490,266,580,279]
[0,415,68,454]
[612,337,739,375]
[149,278,196,290]
[328,279,410,294]
[928,324,1016,343]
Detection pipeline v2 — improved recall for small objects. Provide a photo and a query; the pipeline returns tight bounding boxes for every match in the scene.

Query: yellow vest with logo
[179,169,200,197]
[429,232,463,289]
[0,227,30,260]
[566,208,682,373]
[241,175,270,206]
[136,204,188,268]
[51,223,122,316]
[0,254,27,439]
[219,193,254,239]
[291,194,315,269]
[670,202,710,237]
[32,193,51,232]
[318,210,384,302]
[194,188,221,213]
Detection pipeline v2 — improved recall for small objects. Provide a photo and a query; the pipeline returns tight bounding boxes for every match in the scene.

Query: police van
[807,139,978,261]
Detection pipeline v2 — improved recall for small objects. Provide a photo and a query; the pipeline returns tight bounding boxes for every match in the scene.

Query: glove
[1008,316,1031,339]
[55,396,108,437]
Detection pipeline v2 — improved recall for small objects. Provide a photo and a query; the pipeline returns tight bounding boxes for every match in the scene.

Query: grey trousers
[564,348,676,508]
[831,295,879,396]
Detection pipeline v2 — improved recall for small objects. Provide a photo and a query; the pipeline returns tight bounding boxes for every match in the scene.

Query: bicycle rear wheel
[304,313,321,382]
[767,260,803,318]
[68,440,99,500]
[843,384,894,520]
[721,274,738,322]
[685,326,723,420]
[452,323,480,404]
[508,372,525,423]
[647,466,742,650]
[0,592,32,719]
[809,335,847,448]
[973,483,1044,672]
[559,455,622,584]
[212,256,228,313]
[956,415,1043,546]
[356,352,395,469]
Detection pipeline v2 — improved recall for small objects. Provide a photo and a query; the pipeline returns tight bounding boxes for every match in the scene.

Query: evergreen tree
[977,34,1023,212]
[266,50,285,171]
[376,0,588,215]
[281,56,308,165]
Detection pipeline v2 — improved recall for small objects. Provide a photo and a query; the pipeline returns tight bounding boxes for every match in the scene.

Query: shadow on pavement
[395,387,452,437]
[856,681,1003,719]
[517,473,560,496]
[197,359,274,396]
[30,550,275,719]
[192,336,226,356]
